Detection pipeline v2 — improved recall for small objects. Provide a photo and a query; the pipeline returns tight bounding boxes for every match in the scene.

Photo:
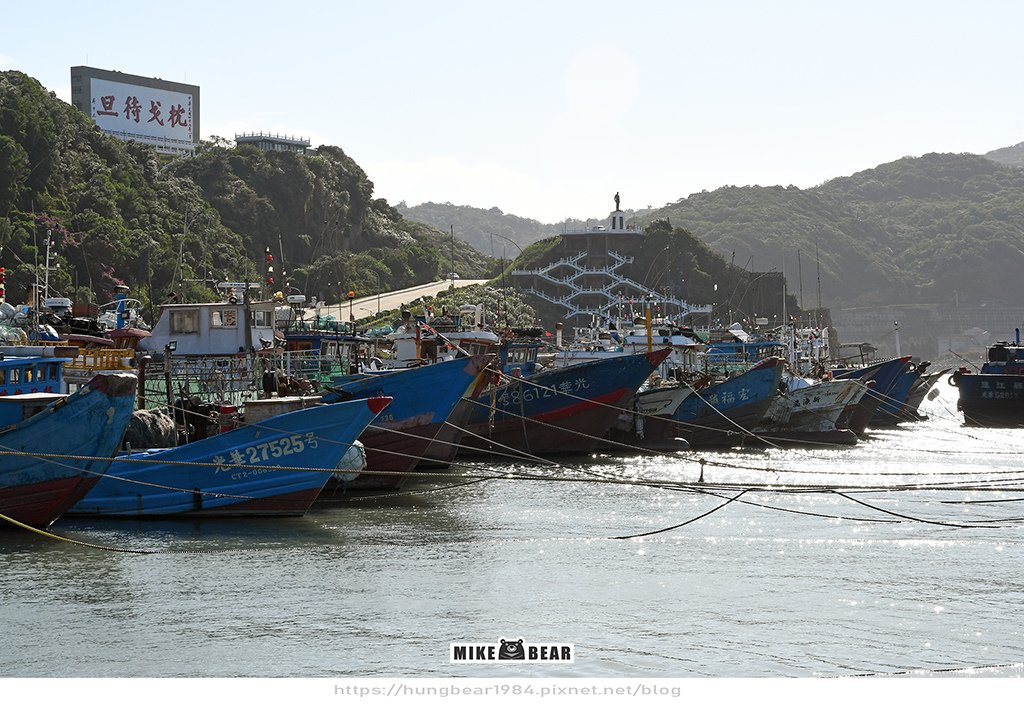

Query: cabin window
[25,368,33,383]
[10,367,21,384]
[252,310,273,327]
[49,364,59,381]
[170,310,200,334]
[211,309,238,328]
[0,369,6,384]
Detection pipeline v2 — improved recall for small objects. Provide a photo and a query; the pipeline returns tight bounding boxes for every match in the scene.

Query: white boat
[756,374,869,444]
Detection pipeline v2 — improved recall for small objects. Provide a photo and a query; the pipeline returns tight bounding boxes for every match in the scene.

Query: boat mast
[815,243,822,330]
[278,233,287,293]
[43,230,52,300]
[797,249,804,314]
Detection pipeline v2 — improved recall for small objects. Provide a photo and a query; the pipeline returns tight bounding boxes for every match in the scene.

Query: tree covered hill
[649,152,1024,309]
[0,70,494,311]
[396,201,552,255]
[403,150,1024,314]
[508,219,800,330]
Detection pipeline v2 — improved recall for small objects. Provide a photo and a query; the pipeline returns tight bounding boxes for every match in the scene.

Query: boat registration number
[213,432,319,472]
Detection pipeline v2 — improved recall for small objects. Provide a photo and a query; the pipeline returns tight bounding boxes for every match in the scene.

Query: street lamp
[488,232,524,286]
[489,232,524,259]
[348,289,356,324]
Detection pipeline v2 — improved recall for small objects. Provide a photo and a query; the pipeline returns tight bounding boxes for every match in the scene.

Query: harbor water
[2,381,1023,678]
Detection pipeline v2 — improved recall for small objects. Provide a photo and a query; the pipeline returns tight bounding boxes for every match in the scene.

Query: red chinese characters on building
[97,95,119,117]
[124,96,142,123]
[147,100,165,126]
[169,104,188,128]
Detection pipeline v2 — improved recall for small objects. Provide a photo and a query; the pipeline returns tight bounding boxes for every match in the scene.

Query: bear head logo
[499,638,525,660]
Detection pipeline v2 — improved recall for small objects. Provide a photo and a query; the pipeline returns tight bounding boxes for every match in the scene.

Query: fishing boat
[949,334,1024,427]
[549,318,703,375]
[868,359,928,426]
[0,347,137,528]
[640,357,786,448]
[316,354,493,495]
[455,349,672,458]
[835,378,881,437]
[385,305,501,368]
[755,374,868,446]
[67,396,391,518]
[703,325,788,371]
[899,363,947,422]
[831,355,912,432]
[605,380,694,451]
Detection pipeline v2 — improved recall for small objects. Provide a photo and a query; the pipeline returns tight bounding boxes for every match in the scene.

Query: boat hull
[837,380,883,436]
[606,384,693,451]
[320,355,491,492]
[952,372,1024,427]
[832,356,911,430]
[659,358,784,448]
[870,362,925,426]
[900,368,947,422]
[456,350,671,458]
[755,378,866,446]
[0,372,137,528]
[68,397,389,518]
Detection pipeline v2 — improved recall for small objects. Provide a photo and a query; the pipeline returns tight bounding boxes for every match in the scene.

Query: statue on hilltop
[614,191,621,211]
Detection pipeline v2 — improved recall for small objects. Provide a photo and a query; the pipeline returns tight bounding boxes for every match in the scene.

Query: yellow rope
[0,511,155,554]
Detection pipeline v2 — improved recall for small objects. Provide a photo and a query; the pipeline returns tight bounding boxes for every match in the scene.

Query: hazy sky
[3,1,1023,222]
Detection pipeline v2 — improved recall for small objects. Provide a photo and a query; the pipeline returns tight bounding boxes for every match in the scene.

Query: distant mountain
[985,141,1024,168]
[404,151,1024,314]
[649,152,1024,310]
[396,201,553,256]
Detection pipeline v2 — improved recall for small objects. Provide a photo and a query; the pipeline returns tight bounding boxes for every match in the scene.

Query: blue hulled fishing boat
[648,357,785,448]
[870,360,928,426]
[0,348,137,527]
[832,355,912,430]
[950,334,1024,427]
[68,396,391,518]
[455,349,672,458]
[318,354,492,493]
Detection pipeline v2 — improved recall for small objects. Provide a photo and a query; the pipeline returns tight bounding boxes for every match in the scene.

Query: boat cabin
[140,300,280,356]
[704,324,787,369]
[387,305,500,368]
[982,341,1024,374]
[0,352,68,425]
[0,354,65,397]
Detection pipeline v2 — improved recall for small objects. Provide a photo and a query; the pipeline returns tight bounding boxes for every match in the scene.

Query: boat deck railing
[65,348,135,371]
[30,340,136,377]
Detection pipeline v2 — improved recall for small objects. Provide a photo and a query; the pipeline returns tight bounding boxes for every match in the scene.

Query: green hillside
[509,219,800,329]
[0,70,494,312]
[651,152,1024,309]
[405,151,1024,314]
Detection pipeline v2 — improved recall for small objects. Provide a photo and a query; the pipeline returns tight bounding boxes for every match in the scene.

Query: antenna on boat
[278,233,287,293]
[815,243,822,331]
[43,231,52,300]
